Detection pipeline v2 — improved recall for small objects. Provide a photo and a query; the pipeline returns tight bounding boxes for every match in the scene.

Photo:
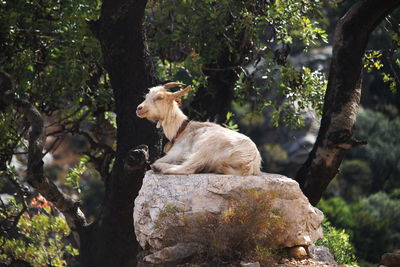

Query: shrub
[351,109,400,192]
[315,221,357,265]
[0,195,78,266]
[317,197,355,231]
[351,192,400,262]
[318,193,400,263]
[339,159,372,202]
[157,189,286,265]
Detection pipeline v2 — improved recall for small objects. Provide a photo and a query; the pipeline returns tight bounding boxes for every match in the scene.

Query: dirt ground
[266,258,358,267]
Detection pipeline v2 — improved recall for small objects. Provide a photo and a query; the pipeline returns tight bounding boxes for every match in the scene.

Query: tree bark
[79,0,159,266]
[295,0,400,206]
[189,65,236,124]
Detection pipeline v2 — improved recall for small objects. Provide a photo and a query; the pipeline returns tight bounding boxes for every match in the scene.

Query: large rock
[134,171,323,255]
[380,251,400,267]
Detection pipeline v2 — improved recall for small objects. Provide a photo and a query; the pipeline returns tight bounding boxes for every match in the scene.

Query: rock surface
[308,245,337,264]
[380,250,400,267]
[143,243,200,264]
[134,171,323,253]
[240,261,261,267]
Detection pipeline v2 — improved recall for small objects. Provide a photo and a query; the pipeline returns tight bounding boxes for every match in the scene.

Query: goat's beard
[137,111,158,121]
[136,110,147,118]
[147,115,162,124]
[137,111,162,128]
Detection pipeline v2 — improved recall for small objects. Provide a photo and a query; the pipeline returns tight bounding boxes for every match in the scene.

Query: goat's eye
[154,95,163,101]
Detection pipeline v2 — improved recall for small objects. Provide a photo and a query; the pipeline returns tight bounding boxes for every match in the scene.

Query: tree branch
[0,171,28,237]
[0,72,87,235]
[295,0,400,205]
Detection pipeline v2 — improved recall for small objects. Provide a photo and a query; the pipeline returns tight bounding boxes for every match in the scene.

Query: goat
[136,82,262,175]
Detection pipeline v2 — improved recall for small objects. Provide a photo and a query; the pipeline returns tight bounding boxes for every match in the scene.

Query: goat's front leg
[153,149,183,164]
[151,156,176,173]
[162,152,207,175]
[151,149,183,171]
[151,162,181,173]
[163,165,195,175]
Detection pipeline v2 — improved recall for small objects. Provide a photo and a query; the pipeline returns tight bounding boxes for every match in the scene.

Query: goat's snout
[136,104,146,118]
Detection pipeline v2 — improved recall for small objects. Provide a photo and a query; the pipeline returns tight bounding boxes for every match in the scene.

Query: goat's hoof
[151,164,161,173]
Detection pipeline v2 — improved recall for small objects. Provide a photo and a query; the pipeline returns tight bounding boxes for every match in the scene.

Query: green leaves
[147,0,329,127]
[319,192,400,263]
[264,0,328,49]
[65,155,89,194]
[315,221,357,265]
[364,50,398,93]
[0,211,78,266]
[262,65,327,128]
[223,112,239,132]
[364,50,383,72]
[0,0,106,115]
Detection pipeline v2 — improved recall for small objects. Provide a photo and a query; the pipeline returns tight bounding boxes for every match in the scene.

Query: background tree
[1,0,157,266]
[295,0,400,205]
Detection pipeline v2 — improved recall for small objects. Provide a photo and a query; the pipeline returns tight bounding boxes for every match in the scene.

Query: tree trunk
[187,29,250,123]
[79,0,159,266]
[188,64,236,123]
[295,0,400,206]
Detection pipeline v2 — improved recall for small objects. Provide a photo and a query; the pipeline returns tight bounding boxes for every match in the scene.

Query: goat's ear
[172,85,192,99]
[175,97,182,106]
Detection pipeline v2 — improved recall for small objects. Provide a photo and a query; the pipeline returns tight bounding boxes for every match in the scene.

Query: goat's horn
[163,82,186,89]
[172,85,192,98]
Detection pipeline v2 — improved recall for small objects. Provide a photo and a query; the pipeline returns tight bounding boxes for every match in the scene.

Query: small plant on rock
[156,189,286,265]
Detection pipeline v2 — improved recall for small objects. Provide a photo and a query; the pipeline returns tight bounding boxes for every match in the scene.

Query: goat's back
[177,121,262,175]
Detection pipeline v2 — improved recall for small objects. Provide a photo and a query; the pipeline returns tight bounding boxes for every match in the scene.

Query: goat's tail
[242,150,262,176]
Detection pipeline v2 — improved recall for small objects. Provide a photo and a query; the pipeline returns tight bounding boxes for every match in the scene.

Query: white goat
[136,82,262,175]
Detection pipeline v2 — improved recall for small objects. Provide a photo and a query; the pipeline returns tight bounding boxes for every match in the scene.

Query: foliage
[156,189,286,265]
[223,112,240,132]
[318,192,400,263]
[363,20,400,94]
[0,0,114,223]
[0,0,112,176]
[350,109,400,193]
[0,195,78,266]
[326,159,373,202]
[364,50,384,72]
[265,0,328,47]
[267,66,327,128]
[315,221,357,265]
[146,0,329,126]
[65,154,89,194]
[317,197,355,231]
[0,0,107,264]
[0,0,107,114]
[351,192,400,262]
